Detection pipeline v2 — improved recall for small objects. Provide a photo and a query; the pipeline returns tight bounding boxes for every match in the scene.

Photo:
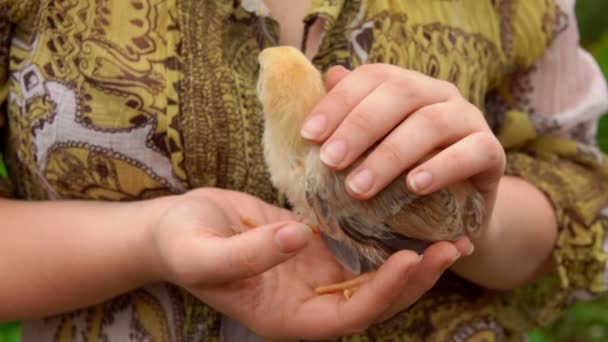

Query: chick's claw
[314,272,376,299]
[343,288,355,300]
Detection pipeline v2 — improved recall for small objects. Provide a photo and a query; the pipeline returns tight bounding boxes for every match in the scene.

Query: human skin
[0,189,471,340]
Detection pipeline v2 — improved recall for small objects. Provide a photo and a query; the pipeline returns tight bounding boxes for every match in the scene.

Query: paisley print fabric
[1,0,607,341]
[3,0,184,200]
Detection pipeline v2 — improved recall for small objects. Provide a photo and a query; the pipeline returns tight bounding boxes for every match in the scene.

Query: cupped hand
[147,188,469,340]
[300,64,505,227]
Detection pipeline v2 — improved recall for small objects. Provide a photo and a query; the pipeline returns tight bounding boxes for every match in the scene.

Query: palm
[190,189,354,323]
[173,189,463,340]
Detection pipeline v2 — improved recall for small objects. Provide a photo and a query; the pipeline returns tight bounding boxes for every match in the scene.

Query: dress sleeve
[489,0,608,326]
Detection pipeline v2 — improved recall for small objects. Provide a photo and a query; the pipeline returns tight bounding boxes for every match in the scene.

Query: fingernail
[465,243,475,256]
[348,169,374,194]
[274,224,313,253]
[409,171,432,192]
[320,140,347,167]
[451,250,461,263]
[301,114,327,139]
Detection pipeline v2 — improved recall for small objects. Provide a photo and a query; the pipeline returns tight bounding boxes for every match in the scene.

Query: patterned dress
[1,0,607,341]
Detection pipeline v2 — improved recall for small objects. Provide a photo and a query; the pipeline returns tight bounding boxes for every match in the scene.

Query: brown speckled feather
[304,150,483,274]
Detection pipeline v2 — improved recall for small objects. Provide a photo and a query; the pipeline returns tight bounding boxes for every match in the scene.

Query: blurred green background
[579,0,608,154]
[0,1,607,342]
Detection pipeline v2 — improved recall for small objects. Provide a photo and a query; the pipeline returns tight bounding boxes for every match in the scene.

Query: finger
[376,241,461,322]
[406,131,505,196]
[325,65,351,91]
[453,236,475,257]
[298,250,421,339]
[319,77,455,171]
[345,100,485,198]
[300,64,391,142]
[201,221,313,284]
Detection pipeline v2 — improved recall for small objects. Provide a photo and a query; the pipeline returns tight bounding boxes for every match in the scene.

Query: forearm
[0,197,167,321]
[451,176,558,290]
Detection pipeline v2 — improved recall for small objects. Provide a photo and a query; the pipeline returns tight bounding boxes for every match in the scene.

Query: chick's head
[257,46,325,125]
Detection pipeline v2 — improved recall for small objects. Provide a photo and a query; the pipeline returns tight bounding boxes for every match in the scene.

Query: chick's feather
[257,46,484,275]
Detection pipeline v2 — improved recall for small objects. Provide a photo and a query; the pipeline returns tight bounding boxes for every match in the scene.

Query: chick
[256,46,484,297]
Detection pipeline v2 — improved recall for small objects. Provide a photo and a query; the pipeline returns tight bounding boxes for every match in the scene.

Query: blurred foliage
[574,0,608,47]
[0,322,19,342]
[531,295,608,342]
[0,153,7,178]
[600,114,608,152]
[594,34,608,151]
[576,0,608,152]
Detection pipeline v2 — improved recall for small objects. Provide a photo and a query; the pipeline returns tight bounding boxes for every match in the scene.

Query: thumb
[202,221,313,284]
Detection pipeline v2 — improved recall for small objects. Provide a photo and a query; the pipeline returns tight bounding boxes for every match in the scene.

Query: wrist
[127,195,180,285]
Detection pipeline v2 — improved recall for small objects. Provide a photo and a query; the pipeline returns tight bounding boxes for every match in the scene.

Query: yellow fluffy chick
[257,46,484,296]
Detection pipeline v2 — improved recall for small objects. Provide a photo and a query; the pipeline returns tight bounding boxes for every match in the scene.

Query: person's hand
[300,64,505,230]
[146,188,470,340]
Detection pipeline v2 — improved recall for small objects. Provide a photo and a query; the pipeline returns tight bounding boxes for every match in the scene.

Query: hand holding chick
[257,46,504,298]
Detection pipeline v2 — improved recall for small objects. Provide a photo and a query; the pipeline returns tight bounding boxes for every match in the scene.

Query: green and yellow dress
[1,0,607,340]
